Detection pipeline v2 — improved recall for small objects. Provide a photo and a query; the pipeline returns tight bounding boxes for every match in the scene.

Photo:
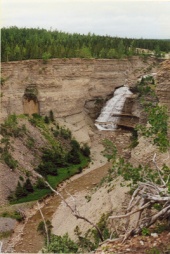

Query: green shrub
[44,116,50,124]
[49,110,54,122]
[2,151,18,169]
[60,127,72,139]
[36,178,47,189]
[37,220,52,236]
[44,233,78,253]
[15,181,27,198]
[24,178,34,193]
[81,144,91,157]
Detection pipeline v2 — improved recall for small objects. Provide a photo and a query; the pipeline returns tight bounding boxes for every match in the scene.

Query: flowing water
[6,130,131,253]
[12,162,111,253]
[95,86,132,130]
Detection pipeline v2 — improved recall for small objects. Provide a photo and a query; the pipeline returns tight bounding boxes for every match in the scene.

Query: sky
[1,0,170,39]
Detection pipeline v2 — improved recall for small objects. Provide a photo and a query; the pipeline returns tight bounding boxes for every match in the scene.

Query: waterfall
[95,86,132,130]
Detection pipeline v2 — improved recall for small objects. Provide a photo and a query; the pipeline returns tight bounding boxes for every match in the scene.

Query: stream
[12,161,111,253]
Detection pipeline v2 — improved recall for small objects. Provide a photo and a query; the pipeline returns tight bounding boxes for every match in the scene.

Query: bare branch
[37,201,49,246]
[109,201,151,220]
[152,153,166,186]
[39,177,104,241]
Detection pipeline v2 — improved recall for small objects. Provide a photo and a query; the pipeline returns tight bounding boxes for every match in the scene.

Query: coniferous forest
[1,26,170,62]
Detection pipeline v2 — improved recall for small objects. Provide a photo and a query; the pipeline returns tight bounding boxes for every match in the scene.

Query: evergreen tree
[15,181,27,198]
[24,178,34,193]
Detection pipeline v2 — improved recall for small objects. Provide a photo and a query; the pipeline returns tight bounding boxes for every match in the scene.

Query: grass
[0,230,13,239]
[11,155,89,204]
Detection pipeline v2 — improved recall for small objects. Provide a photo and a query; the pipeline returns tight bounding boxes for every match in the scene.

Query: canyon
[1,57,158,144]
[1,57,170,253]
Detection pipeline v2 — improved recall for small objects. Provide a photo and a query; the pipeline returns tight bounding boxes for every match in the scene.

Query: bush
[2,151,18,169]
[81,144,90,157]
[15,182,27,198]
[24,178,34,193]
[44,116,50,124]
[37,220,52,236]
[44,233,78,253]
[49,110,54,122]
[36,178,47,189]
[60,127,71,139]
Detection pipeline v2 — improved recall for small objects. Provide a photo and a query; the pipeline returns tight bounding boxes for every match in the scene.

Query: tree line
[1,26,170,62]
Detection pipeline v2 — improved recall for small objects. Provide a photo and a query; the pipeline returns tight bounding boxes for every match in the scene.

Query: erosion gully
[14,162,111,253]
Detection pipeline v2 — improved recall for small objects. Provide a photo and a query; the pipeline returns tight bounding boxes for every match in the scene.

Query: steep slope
[0,114,90,206]
[1,57,158,143]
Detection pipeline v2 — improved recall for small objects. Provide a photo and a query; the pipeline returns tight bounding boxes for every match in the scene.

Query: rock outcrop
[1,57,158,143]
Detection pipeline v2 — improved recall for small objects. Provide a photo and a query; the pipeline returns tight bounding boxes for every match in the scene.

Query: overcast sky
[1,0,170,39]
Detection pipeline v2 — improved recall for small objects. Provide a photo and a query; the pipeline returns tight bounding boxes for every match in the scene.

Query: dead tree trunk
[109,153,170,241]
[36,173,104,242]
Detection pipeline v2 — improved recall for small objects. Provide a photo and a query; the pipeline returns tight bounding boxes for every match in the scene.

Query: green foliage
[91,213,110,244]
[141,227,150,236]
[102,139,117,162]
[15,181,28,198]
[136,104,170,152]
[37,220,52,236]
[129,129,139,148]
[2,151,18,169]
[81,144,91,157]
[24,87,38,102]
[74,226,96,252]
[60,127,72,139]
[102,139,170,188]
[2,27,170,62]
[134,75,170,152]
[36,178,47,189]
[0,114,26,138]
[1,210,25,222]
[36,161,58,177]
[44,116,50,124]
[146,247,161,254]
[0,77,5,86]
[24,178,34,193]
[0,230,13,239]
[26,136,35,149]
[49,110,54,122]
[43,233,78,253]
[42,52,51,63]
[74,213,111,252]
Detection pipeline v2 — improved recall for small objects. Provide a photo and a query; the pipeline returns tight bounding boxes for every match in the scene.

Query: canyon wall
[1,57,157,143]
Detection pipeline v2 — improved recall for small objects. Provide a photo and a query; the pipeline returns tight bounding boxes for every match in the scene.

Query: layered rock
[1,57,157,143]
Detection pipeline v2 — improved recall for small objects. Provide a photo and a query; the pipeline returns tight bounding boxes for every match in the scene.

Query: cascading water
[95,86,132,130]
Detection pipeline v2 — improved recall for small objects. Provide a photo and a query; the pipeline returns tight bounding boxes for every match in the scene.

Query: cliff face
[1,57,157,142]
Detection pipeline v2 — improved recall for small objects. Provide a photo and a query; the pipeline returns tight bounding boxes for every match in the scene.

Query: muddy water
[14,162,111,253]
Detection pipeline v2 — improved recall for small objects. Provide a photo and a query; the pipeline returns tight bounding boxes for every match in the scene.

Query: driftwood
[109,153,170,242]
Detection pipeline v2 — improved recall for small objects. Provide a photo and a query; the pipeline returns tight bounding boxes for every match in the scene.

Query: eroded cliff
[1,57,158,143]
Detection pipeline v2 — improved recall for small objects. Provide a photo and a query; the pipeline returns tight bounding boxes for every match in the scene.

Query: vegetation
[101,139,170,243]
[102,139,170,189]
[1,113,90,203]
[43,233,79,253]
[134,75,170,152]
[2,27,170,62]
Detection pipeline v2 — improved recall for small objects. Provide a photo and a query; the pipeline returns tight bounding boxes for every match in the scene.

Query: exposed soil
[4,129,131,253]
